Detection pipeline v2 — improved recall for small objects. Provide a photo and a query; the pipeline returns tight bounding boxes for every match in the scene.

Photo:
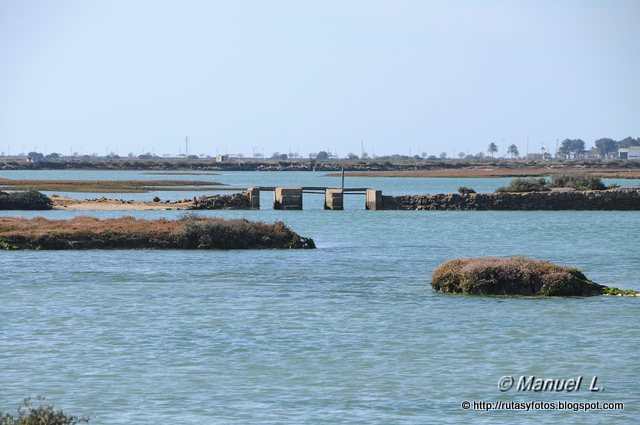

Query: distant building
[26,152,44,164]
[578,149,601,160]
[618,147,640,160]
[215,154,228,162]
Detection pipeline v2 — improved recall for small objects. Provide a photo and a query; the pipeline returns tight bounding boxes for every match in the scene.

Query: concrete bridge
[243,187,383,210]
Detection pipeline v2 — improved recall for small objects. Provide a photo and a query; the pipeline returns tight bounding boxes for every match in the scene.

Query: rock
[431,257,620,296]
[153,196,161,202]
[191,192,251,210]
[383,189,640,210]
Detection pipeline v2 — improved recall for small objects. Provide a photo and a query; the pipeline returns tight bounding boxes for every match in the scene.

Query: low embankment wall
[381,189,640,210]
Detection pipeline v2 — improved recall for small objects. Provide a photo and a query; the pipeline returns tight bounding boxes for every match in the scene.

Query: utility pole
[185,136,189,156]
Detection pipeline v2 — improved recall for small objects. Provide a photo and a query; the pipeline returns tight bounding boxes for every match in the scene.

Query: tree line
[487,137,640,159]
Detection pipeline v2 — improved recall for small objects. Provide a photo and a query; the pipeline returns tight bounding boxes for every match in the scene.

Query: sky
[1,0,639,158]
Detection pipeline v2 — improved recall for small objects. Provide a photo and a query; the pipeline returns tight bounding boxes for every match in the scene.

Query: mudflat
[51,195,193,210]
[0,178,225,193]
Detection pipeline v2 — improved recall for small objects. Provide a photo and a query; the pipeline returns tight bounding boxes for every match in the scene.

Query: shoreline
[51,195,194,210]
[3,158,640,177]
[0,178,225,193]
[325,168,640,179]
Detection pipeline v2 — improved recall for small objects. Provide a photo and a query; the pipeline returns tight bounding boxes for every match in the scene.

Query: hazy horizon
[1,0,639,158]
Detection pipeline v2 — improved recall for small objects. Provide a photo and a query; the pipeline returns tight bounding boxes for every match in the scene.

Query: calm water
[2,169,639,202]
[1,171,639,424]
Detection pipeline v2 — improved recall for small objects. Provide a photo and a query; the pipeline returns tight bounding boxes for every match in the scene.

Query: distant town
[3,136,640,168]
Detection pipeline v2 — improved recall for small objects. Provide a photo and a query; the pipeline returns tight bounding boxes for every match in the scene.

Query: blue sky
[1,0,639,157]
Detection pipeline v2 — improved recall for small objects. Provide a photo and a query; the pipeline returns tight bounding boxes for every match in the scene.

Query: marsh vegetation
[0,215,315,250]
[431,257,635,296]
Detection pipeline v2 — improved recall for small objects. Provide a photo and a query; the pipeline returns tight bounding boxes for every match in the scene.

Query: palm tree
[488,143,498,157]
[507,144,519,159]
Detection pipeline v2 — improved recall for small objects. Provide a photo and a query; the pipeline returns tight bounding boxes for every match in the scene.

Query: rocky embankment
[431,257,637,296]
[192,192,251,209]
[382,188,640,210]
[52,192,253,211]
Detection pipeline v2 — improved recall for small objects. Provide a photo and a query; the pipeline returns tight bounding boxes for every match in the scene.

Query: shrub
[457,186,476,195]
[0,397,90,425]
[551,174,607,190]
[431,257,636,296]
[0,216,316,250]
[0,190,53,210]
[496,178,549,193]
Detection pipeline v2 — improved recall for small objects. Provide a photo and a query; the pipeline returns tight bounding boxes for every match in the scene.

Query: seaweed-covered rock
[431,257,629,296]
[0,190,53,210]
[191,192,250,209]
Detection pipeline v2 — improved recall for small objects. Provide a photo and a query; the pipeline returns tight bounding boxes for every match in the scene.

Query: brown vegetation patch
[431,257,610,296]
[141,172,220,175]
[0,178,226,193]
[0,216,315,250]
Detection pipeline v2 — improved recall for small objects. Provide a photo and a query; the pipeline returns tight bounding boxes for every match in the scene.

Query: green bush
[457,186,476,195]
[496,178,549,193]
[551,174,607,190]
[0,190,53,210]
[0,397,90,425]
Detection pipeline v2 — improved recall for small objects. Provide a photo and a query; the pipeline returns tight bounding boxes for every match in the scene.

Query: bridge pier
[366,189,382,210]
[324,188,344,210]
[274,187,303,210]
[245,187,260,210]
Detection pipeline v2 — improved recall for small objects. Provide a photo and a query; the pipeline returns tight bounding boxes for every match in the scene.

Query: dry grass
[0,216,315,250]
[0,178,225,193]
[431,257,607,296]
[141,171,221,176]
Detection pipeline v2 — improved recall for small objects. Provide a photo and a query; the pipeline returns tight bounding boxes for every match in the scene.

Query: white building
[618,147,640,160]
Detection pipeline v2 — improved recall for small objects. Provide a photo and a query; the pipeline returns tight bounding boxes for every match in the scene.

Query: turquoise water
[1,171,639,424]
[1,169,639,203]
